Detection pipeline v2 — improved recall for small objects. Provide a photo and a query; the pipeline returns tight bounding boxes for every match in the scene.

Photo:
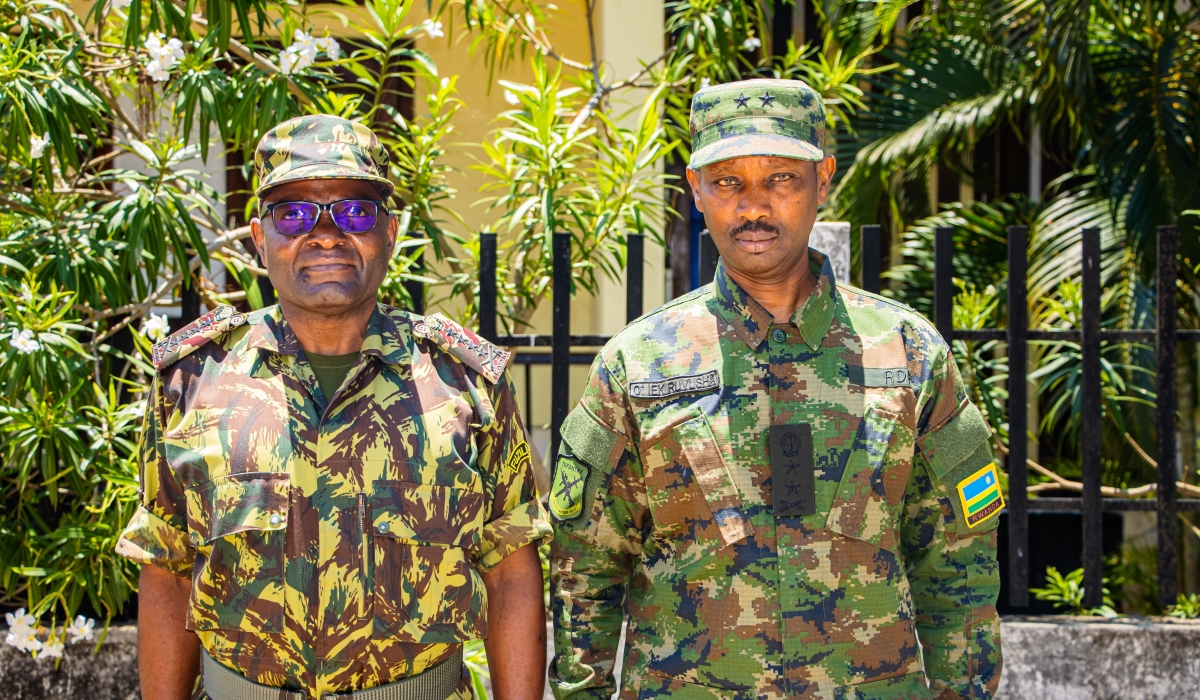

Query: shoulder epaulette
[413,313,511,383]
[151,305,248,371]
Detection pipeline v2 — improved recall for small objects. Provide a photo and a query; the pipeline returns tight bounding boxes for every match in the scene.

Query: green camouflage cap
[254,114,394,198]
[689,78,825,168]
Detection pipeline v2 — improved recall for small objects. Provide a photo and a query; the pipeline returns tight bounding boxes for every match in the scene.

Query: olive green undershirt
[306,352,359,401]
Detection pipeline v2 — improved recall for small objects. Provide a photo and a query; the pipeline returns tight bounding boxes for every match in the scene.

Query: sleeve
[548,356,646,700]
[901,333,1003,699]
[114,378,196,577]
[473,369,553,574]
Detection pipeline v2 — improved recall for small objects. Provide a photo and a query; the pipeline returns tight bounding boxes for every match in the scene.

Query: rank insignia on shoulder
[421,314,511,383]
[550,456,588,520]
[957,462,1004,528]
[504,440,531,474]
[151,305,246,371]
[628,370,720,400]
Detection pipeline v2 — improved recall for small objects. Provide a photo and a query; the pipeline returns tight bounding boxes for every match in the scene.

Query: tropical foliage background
[0,0,1198,661]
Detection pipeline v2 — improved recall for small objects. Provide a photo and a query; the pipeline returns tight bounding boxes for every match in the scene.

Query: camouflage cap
[254,114,394,198]
[689,78,825,169]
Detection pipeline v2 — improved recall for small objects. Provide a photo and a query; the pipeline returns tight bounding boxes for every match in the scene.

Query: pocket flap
[676,414,753,547]
[371,481,485,550]
[826,407,911,552]
[185,472,290,544]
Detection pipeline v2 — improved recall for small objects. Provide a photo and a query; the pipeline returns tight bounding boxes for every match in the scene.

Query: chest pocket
[641,412,754,570]
[825,406,915,553]
[369,480,487,643]
[183,473,290,633]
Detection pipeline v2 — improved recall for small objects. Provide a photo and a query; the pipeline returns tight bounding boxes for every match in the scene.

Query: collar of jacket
[713,247,838,352]
[242,303,412,366]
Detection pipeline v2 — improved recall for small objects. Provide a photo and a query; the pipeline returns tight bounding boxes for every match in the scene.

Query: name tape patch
[847,366,913,388]
[957,462,1005,528]
[629,370,720,400]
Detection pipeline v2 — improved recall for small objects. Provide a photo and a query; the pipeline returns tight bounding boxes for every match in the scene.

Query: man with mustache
[117,115,551,700]
[549,79,1003,699]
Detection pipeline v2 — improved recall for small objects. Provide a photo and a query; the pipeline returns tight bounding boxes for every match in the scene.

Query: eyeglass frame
[258,198,390,235]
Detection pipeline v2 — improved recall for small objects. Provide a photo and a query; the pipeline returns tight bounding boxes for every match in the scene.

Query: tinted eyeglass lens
[272,202,319,235]
[331,200,379,233]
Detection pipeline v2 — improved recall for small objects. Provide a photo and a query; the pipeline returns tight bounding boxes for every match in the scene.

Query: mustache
[728,219,780,236]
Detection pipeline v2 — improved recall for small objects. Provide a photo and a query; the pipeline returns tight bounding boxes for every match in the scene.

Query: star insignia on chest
[734,93,750,108]
[759,92,775,108]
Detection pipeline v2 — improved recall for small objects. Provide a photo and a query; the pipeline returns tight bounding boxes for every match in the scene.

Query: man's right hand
[138,564,200,700]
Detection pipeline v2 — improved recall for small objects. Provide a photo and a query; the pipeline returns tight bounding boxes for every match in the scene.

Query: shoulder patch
[151,305,247,371]
[419,313,511,383]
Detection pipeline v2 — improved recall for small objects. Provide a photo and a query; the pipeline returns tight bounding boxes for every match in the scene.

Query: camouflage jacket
[116,304,551,699]
[549,252,1003,700]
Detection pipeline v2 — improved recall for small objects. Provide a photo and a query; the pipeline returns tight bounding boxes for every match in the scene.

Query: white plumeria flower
[40,640,64,658]
[30,132,49,158]
[144,33,184,80]
[422,19,444,39]
[141,313,170,342]
[66,616,96,644]
[742,36,761,51]
[278,49,302,75]
[700,77,711,89]
[503,89,520,105]
[147,62,170,82]
[8,328,39,354]
[109,0,131,9]
[5,609,34,631]
[314,35,341,60]
[290,30,319,63]
[4,609,40,653]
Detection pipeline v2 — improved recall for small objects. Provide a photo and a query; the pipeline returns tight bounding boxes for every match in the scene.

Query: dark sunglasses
[261,199,386,236]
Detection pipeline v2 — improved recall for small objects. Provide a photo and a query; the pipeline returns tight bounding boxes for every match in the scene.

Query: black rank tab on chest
[769,424,815,517]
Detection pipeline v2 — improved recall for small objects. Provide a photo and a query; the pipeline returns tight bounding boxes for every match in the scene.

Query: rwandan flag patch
[957,463,1005,528]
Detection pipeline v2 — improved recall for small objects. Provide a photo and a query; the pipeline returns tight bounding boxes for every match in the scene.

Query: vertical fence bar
[861,225,881,294]
[1007,226,1030,607]
[627,233,645,324]
[1157,225,1179,608]
[478,233,497,342]
[934,227,954,343]
[699,230,720,286]
[1081,227,1103,608]
[404,232,425,316]
[180,276,201,326]
[551,232,571,464]
[524,363,533,433]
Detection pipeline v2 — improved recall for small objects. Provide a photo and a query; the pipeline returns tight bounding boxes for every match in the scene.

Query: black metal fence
[474,225,1198,610]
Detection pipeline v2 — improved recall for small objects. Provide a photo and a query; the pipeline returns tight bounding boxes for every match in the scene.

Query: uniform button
[772,329,787,343]
[268,514,282,526]
[378,522,390,534]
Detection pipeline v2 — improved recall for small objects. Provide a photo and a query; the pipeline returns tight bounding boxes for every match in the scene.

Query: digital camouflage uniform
[116,115,551,699]
[548,80,1003,700]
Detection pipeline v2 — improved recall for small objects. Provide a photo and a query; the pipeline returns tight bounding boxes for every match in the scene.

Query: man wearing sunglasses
[117,115,551,700]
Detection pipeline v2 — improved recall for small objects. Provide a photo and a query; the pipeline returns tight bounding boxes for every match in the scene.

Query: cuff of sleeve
[475,498,553,573]
[115,504,195,577]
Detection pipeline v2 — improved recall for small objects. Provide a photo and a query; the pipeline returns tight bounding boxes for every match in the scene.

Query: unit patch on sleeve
[957,462,1005,528]
[504,440,531,474]
[549,456,589,520]
[628,370,720,400]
